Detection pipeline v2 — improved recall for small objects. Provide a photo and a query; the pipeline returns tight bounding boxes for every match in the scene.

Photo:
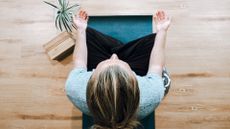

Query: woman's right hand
[153,11,171,32]
[73,10,88,30]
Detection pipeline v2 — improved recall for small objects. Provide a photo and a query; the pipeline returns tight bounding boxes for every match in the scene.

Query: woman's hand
[73,10,89,30]
[153,11,171,32]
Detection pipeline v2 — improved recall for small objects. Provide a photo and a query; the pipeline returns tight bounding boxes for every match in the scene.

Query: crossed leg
[86,27,155,76]
[86,27,170,95]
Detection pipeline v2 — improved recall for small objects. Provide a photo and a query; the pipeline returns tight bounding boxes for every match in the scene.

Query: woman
[66,10,171,129]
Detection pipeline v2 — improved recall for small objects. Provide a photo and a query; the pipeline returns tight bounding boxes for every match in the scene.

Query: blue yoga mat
[88,16,153,43]
[83,15,155,129]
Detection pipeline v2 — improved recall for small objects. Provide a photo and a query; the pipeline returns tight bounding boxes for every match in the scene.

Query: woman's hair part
[86,65,141,129]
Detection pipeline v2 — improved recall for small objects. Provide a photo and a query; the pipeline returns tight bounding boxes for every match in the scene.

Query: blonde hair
[86,65,141,129]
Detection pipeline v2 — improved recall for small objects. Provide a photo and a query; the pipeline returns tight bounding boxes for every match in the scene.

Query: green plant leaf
[55,14,59,29]
[72,24,77,30]
[63,12,71,22]
[58,0,63,7]
[66,13,74,32]
[45,0,79,32]
[64,1,69,10]
[58,15,63,31]
[61,15,71,32]
[58,0,63,12]
[63,0,66,10]
[64,12,76,30]
[66,4,79,11]
[43,1,59,9]
[64,14,72,31]
[64,16,72,32]
[60,15,68,31]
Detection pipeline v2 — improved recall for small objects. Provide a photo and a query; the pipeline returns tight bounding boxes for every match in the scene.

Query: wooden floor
[0,0,229,129]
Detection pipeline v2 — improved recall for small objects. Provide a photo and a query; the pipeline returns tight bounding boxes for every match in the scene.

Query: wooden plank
[0,0,229,129]
[80,0,193,16]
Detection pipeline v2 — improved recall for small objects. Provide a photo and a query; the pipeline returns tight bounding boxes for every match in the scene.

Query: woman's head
[86,54,141,129]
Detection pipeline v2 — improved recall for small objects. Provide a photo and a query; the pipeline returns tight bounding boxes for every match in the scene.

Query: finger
[156,11,160,17]
[162,11,165,20]
[157,11,161,21]
[156,11,160,21]
[80,10,84,18]
[83,11,88,20]
[80,11,83,18]
[160,11,163,20]
[83,13,87,20]
[153,16,157,23]
[86,15,89,21]
[83,11,87,15]
[82,11,87,19]
[85,14,88,21]
[81,10,85,15]
[79,10,83,16]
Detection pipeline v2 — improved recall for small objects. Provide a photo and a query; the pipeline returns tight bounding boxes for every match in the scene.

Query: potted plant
[43,0,79,61]
[44,0,79,32]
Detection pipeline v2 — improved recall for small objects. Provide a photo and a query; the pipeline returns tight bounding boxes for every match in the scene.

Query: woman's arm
[148,11,171,76]
[72,10,89,69]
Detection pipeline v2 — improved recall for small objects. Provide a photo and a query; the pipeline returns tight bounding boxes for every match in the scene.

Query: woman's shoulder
[65,67,93,90]
[136,72,162,81]
[67,67,93,79]
[135,72,164,90]
[70,67,89,74]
